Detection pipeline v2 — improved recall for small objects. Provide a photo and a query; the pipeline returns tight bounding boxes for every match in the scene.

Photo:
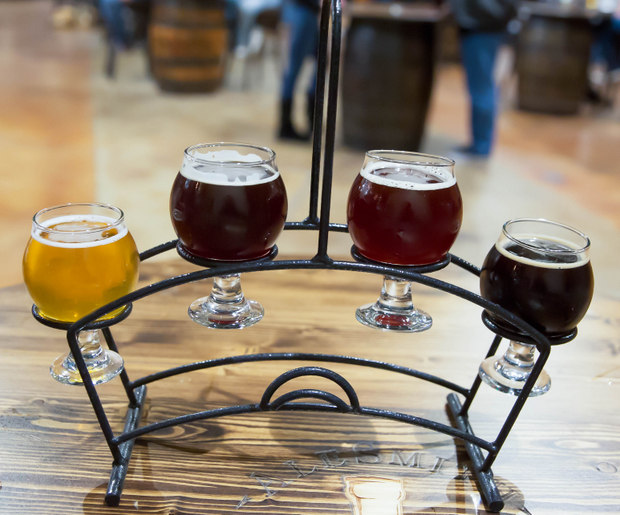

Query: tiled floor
[2,0,619,308]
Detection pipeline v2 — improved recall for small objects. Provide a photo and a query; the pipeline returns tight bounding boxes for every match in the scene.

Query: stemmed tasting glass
[170,142,288,329]
[478,218,594,396]
[347,150,463,331]
[23,203,140,385]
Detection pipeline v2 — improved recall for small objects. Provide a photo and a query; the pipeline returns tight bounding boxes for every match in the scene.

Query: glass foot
[188,296,264,329]
[50,349,124,385]
[188,273,263,329]
[356,302,432,332]
[355,275,432,332]
[479,340,551,397]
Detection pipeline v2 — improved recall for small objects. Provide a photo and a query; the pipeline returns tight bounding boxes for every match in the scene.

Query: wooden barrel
[148,0,228,93]
[341,4,442,151]
[517,12,593,114]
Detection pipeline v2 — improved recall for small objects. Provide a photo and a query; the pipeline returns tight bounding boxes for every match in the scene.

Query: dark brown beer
[480,238,594,336]
[347,165,463,265]
[170,156,287,261]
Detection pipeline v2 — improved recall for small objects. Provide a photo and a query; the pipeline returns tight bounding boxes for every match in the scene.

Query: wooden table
[1,258,619,514]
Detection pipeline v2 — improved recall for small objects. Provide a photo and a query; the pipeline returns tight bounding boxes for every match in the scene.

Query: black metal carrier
[32,0,566,511]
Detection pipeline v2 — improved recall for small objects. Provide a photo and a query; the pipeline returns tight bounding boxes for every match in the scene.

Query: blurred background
[1,0,619,307]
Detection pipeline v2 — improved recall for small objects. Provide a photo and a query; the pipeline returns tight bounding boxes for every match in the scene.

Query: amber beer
[170,144,288,261]
[23,206,139,323]
[347,158,463,265]
[480,234,594,336]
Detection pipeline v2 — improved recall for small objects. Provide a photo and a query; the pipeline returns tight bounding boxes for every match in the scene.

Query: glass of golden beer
[23,203,140,385]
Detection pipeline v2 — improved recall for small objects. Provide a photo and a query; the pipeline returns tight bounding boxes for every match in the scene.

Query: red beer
[347,156,463,265]
[170,144,288,261]
[480,237,594,336]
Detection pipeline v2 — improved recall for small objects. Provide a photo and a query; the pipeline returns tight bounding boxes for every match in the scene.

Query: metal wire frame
[58,243,553,511]
[32,0,558,512]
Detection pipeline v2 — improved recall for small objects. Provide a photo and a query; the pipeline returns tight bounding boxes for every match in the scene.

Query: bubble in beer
[361,161,456,191]
[498,235,588,268]
[181,148,279,186]
[34,215,127,247]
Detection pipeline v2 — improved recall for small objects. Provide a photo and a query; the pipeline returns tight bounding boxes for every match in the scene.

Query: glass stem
[377,276,415,312]
[210,274,246,307]
[64,329,107,370]
[78,330,105,360]
[504,340,536,369]
[496,340,536,382]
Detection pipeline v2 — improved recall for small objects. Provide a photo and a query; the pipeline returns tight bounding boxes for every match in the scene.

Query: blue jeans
[99,0,131,48]
[591,16,620,71]
[280,0,318,100]
[459,31,506,155]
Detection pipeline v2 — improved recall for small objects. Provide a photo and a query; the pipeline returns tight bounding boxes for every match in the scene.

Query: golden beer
[23,207,139,323]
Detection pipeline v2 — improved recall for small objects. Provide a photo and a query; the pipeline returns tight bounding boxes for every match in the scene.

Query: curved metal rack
[31,1,557,512]
[61,240,551,512]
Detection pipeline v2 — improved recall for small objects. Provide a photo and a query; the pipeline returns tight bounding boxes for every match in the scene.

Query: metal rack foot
[105,384,147,506]
[447,393,504,513]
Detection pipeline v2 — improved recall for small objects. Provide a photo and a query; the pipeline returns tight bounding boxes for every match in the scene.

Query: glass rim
[502,217,591,254]
[365,150,455,167]
[184,142,276,166]
[32,202,125,234]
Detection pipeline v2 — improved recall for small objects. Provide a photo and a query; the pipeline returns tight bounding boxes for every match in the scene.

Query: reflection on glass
[344,476,405,515]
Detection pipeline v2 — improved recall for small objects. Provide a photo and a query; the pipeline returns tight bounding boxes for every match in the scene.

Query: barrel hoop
[151,56,224,66]
[150,65,224,82]
[152,5,226,27]
[149,26,227,41]
[149,26,227,59]
[150,20,227,29]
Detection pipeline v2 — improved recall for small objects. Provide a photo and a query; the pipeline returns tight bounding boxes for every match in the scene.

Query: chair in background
[240,6,282,89]
[227,0,282,90]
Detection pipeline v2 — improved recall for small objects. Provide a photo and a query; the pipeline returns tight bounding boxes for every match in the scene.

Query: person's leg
[304,19,319,134]
[460,31,504,156]
[306,65,317,134]
[610,17,620,70]
[98,0,130,49]
[279,1,317,140]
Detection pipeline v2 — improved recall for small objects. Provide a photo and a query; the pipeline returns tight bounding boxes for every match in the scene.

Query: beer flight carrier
[31,1,572,511]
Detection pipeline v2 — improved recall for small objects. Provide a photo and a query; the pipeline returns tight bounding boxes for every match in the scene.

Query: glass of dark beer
[347,150,463,331]
[478,218,594,396]
[170,142,287,329]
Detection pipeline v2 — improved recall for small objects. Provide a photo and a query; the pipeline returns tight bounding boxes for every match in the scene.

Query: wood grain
[0,260,618,514]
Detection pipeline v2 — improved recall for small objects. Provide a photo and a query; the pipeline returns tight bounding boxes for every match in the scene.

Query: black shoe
[278,124,310,141]
[278,98,310,141]
[448,145,490,161]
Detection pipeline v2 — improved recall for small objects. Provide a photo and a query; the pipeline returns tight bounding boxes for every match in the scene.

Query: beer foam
[360,161,456,191]
[497,234,590,269]
[181,148,279,186]
[32,214,128,248]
